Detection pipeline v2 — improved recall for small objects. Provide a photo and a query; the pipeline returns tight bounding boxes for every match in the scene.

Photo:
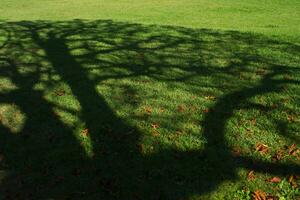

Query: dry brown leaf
[288,175,298,189]
[177,105,186,112]
[272,150,284,162]
[151,123,159,129]
[252,190,267,200]
[288,144,298,155]
[266,195,279,200]
[287,115,296,122]
[55,89,66,96]
[266,177,281,183]
[250,118,257,125]
[288,175,295,183]
[256,143,269,154]
[81,129,89,137]
[144,107,152,114]
[247,170,255,181]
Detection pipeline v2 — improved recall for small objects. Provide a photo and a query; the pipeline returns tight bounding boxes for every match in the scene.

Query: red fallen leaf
[247,170,255,181]
[255,143,269,154]
[203,108,210,113]
[151,123,159,129]
[177,105,186,112]
[266,177,281,183]
[81,129,89,137]
[252,190,267,200]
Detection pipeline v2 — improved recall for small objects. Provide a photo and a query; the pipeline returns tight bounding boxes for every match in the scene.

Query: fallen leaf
[55,89,66,96]
[159,107,165,113]
[203,108,210,113]
[288,144,297,155]
[151,130,160,137]
[81,129,89,137]
[252,190,266,200]
[288,175,298,188]
[266,177,281,183]
[151,123,159,129]
[250,118,257,125]
[288,175,294,183]
[266,195,279,200]
[177,105,186,112]
[272,150,284,162]
[204,95,216,101]
[144,107,152,114]
[287,115,296,122]
[256,143,269,154]
[247,170,255,181]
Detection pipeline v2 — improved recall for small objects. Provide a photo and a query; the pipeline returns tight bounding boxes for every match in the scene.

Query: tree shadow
[0,20,299,199]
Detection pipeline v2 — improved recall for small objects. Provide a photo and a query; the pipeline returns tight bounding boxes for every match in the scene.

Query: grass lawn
[0,0,300,199]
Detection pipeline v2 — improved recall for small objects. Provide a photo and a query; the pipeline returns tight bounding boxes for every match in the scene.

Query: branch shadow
[0,20,299,199]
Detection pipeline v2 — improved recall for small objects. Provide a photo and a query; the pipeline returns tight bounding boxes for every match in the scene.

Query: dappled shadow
[0,20,299,199]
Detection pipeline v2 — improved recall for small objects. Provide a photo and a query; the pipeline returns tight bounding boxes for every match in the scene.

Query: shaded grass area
[0,20,299,199]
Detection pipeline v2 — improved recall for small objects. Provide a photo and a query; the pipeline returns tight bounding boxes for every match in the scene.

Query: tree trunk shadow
[0,20,299,199]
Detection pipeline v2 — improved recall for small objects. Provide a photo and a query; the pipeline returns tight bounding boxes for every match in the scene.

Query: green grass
[1,0,300,40]
[0,1,299,199]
